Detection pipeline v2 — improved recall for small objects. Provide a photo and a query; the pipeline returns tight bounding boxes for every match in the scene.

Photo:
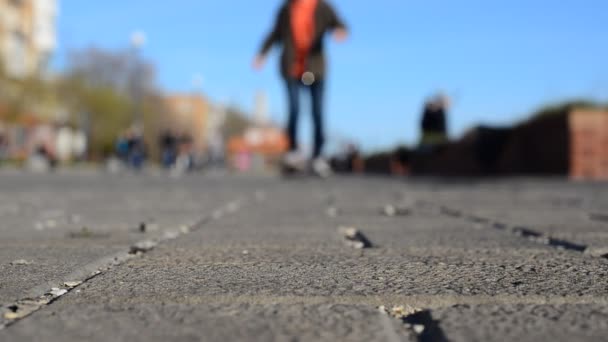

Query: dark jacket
[421,104,447,135]
[259,0,346,80]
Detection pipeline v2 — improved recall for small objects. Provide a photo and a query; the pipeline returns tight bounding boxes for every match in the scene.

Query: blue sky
[54,0,608,151]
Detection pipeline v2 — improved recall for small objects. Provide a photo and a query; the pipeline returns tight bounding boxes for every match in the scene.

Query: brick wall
[569,110,608,180]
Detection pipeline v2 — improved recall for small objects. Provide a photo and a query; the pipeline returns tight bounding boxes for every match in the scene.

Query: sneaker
[282,151,307,172]
[312,157,332,178]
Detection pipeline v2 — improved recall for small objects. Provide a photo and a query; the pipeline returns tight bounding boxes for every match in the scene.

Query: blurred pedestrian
[254,0,348,177]
[420,94,450,151]
[127,130,146,170]
[27,145,56,173]
[0,130,7,165]
[115,131,130,163]
[345,143,364,173]
[159,130,178,169]
[177,132,194,171]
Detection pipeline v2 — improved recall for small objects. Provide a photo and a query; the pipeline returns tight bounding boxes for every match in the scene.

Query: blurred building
[253,91,269,125]
[0,0,58,78]
[205,102,227,161]
[570,110,608,180]
[0,0,59,162]
[227,124,288,172]
[163,94,209,156]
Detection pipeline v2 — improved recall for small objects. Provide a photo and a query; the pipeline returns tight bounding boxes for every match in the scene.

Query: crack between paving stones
[380,306,449,342]
[588,212,608,223]
[438,205,608,260]
[0,195,255,330]
[76,294,608,307]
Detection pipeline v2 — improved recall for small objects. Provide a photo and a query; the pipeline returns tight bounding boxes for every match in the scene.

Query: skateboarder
[253,0,348,177]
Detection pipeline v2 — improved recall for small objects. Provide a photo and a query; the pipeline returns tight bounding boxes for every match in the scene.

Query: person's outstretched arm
[325,2,348,42]
[254,8,283,70]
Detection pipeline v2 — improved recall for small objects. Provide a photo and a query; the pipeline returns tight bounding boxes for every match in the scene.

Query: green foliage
[54,75,127,157]
[86,86,132,156]
[0,47,168,160]
[59,47,165,159]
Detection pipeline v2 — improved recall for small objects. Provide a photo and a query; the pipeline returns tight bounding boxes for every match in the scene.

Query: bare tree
[66,47,157,104]
[59,47,166,159]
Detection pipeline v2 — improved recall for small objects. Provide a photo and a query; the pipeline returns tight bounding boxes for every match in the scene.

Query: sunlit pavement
[1,171,607,341]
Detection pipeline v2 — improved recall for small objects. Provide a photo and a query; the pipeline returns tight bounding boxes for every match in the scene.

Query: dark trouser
[161,148,176,169]
[285,78,325,158]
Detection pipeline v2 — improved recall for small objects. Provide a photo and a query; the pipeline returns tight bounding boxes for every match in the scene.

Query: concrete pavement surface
[0,171,607,341]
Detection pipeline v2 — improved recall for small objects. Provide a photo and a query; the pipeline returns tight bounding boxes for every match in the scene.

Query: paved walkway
[0,172,607,341]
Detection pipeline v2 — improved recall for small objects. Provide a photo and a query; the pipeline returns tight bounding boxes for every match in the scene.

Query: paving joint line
[437,205,608,260]
[379,305,449,342]
[0,192,262,330]
[588,212,608,224]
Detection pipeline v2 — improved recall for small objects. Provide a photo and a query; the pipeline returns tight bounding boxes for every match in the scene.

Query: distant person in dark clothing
[330,142,362,173]
[420,94,450,148]
[159,130,177,169]
[344,143,363,173]
[127,131,146,170]
[115,132,130,163]
[253,0,348,177]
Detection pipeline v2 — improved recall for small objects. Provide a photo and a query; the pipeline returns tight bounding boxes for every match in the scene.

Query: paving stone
[1,173,607,341]
[1,303,414,342]
[433,304,608,342]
